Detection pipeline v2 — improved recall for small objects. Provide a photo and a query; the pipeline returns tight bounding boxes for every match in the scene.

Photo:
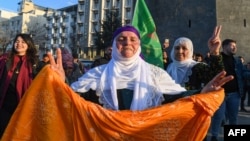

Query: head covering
[61,48,74,69]
[170,37,194,61]
[167,37,197,86]
[71,26,186,111]
[112,25,140,41]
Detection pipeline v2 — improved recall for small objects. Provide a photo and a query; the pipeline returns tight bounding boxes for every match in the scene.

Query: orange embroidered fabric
[2,66,224,141]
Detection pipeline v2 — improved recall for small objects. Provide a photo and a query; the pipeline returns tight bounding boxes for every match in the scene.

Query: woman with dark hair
[0,33,38,137]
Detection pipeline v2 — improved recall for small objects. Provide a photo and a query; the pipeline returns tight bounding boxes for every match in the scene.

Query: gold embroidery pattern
[33,90,57,125]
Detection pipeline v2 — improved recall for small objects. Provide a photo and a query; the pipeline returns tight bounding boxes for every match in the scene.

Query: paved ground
[206,106,250,141]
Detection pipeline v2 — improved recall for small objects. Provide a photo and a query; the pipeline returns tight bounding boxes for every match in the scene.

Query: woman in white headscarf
[68,25,229,111]
[167,37,198,86]
[71,26,188,110]
[167,26,224,90]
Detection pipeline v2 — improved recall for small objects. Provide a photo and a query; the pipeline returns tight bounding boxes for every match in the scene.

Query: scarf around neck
[167,37,198,86]
[0,54,33,108]
[71,39,158,111]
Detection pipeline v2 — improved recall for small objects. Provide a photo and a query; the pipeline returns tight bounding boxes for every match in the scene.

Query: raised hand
[47,48,66,82]
[208,25,222,55]
[201,71,233,93]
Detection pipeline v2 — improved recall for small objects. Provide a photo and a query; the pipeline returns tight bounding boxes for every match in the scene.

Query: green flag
[132,0,163,68]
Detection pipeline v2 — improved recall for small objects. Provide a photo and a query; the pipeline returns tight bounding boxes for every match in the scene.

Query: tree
[24,16,47,51]
[0,21,14,53]
[94,8,122,52]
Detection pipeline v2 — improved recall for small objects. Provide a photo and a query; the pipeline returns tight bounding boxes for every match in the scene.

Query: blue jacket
[233,56,245,97]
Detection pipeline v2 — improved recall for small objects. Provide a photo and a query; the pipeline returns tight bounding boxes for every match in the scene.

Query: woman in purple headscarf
[70,26,184,110]
[61,48,82,85]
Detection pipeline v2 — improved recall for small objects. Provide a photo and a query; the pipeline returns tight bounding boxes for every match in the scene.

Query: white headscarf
[71,27,186,111]
[167,37,197,86]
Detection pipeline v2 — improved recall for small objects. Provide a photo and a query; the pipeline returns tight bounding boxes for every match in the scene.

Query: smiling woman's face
[14,36,28,56]
[116,31,140,58]
[174,44,190,61]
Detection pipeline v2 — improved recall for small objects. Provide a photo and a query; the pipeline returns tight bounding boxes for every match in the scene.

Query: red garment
[2,66,224,141]
[0,54,33,108]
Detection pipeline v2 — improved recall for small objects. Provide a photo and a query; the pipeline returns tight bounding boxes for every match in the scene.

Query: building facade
[1,0,249,62]
[146,0,250,62]
[0,0,54,56]
[43,0,135,60]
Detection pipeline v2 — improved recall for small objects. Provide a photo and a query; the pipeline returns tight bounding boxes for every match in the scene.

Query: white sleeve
[151,64,186,95]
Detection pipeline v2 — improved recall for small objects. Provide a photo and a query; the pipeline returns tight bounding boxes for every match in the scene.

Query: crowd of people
[162,26,250,141]
[0,25,249,141]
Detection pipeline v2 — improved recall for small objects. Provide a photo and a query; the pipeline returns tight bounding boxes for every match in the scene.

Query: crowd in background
[0,25,250,141]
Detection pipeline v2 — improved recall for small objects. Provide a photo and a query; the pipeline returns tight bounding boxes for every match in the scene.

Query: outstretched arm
[201,71,233,93]
[163,71,233,104]
[47,48,66,82]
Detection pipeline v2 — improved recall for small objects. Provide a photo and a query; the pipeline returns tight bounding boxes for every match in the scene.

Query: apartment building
[0,0,54,56]
[78,0,134,59]
[0,0,135,59]
[0,9,18,20]
[43,0,135,60]
[43,5,78,55]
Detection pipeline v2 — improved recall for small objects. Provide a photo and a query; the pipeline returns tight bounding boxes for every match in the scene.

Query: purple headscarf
[112,25,141,41]
[61,48,74,69]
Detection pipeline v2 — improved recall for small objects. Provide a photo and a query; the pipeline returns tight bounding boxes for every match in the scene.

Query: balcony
[44,23,50,29]
[61,33,66,38]
[53,12,60,19]
[52,23,59,29]
[62,11,67,18]
[61,22,67,28]
[92,20,98,25]
[77,31,83,37]
[125,19,131,24]
[78,10,84,15]
[59,44,65,48]
[71,12,76,18]
[92,9,98,14]
[52,33,58,38]
[52,44,58,49]
[77,21,83,26]
[79,0,85,4]
[125,6,131,12]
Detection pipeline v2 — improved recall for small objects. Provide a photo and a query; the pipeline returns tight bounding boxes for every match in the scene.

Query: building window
[116,0,120,7]
[106,0,110,8]
[126,0,131,5]
[94,0,98,4]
